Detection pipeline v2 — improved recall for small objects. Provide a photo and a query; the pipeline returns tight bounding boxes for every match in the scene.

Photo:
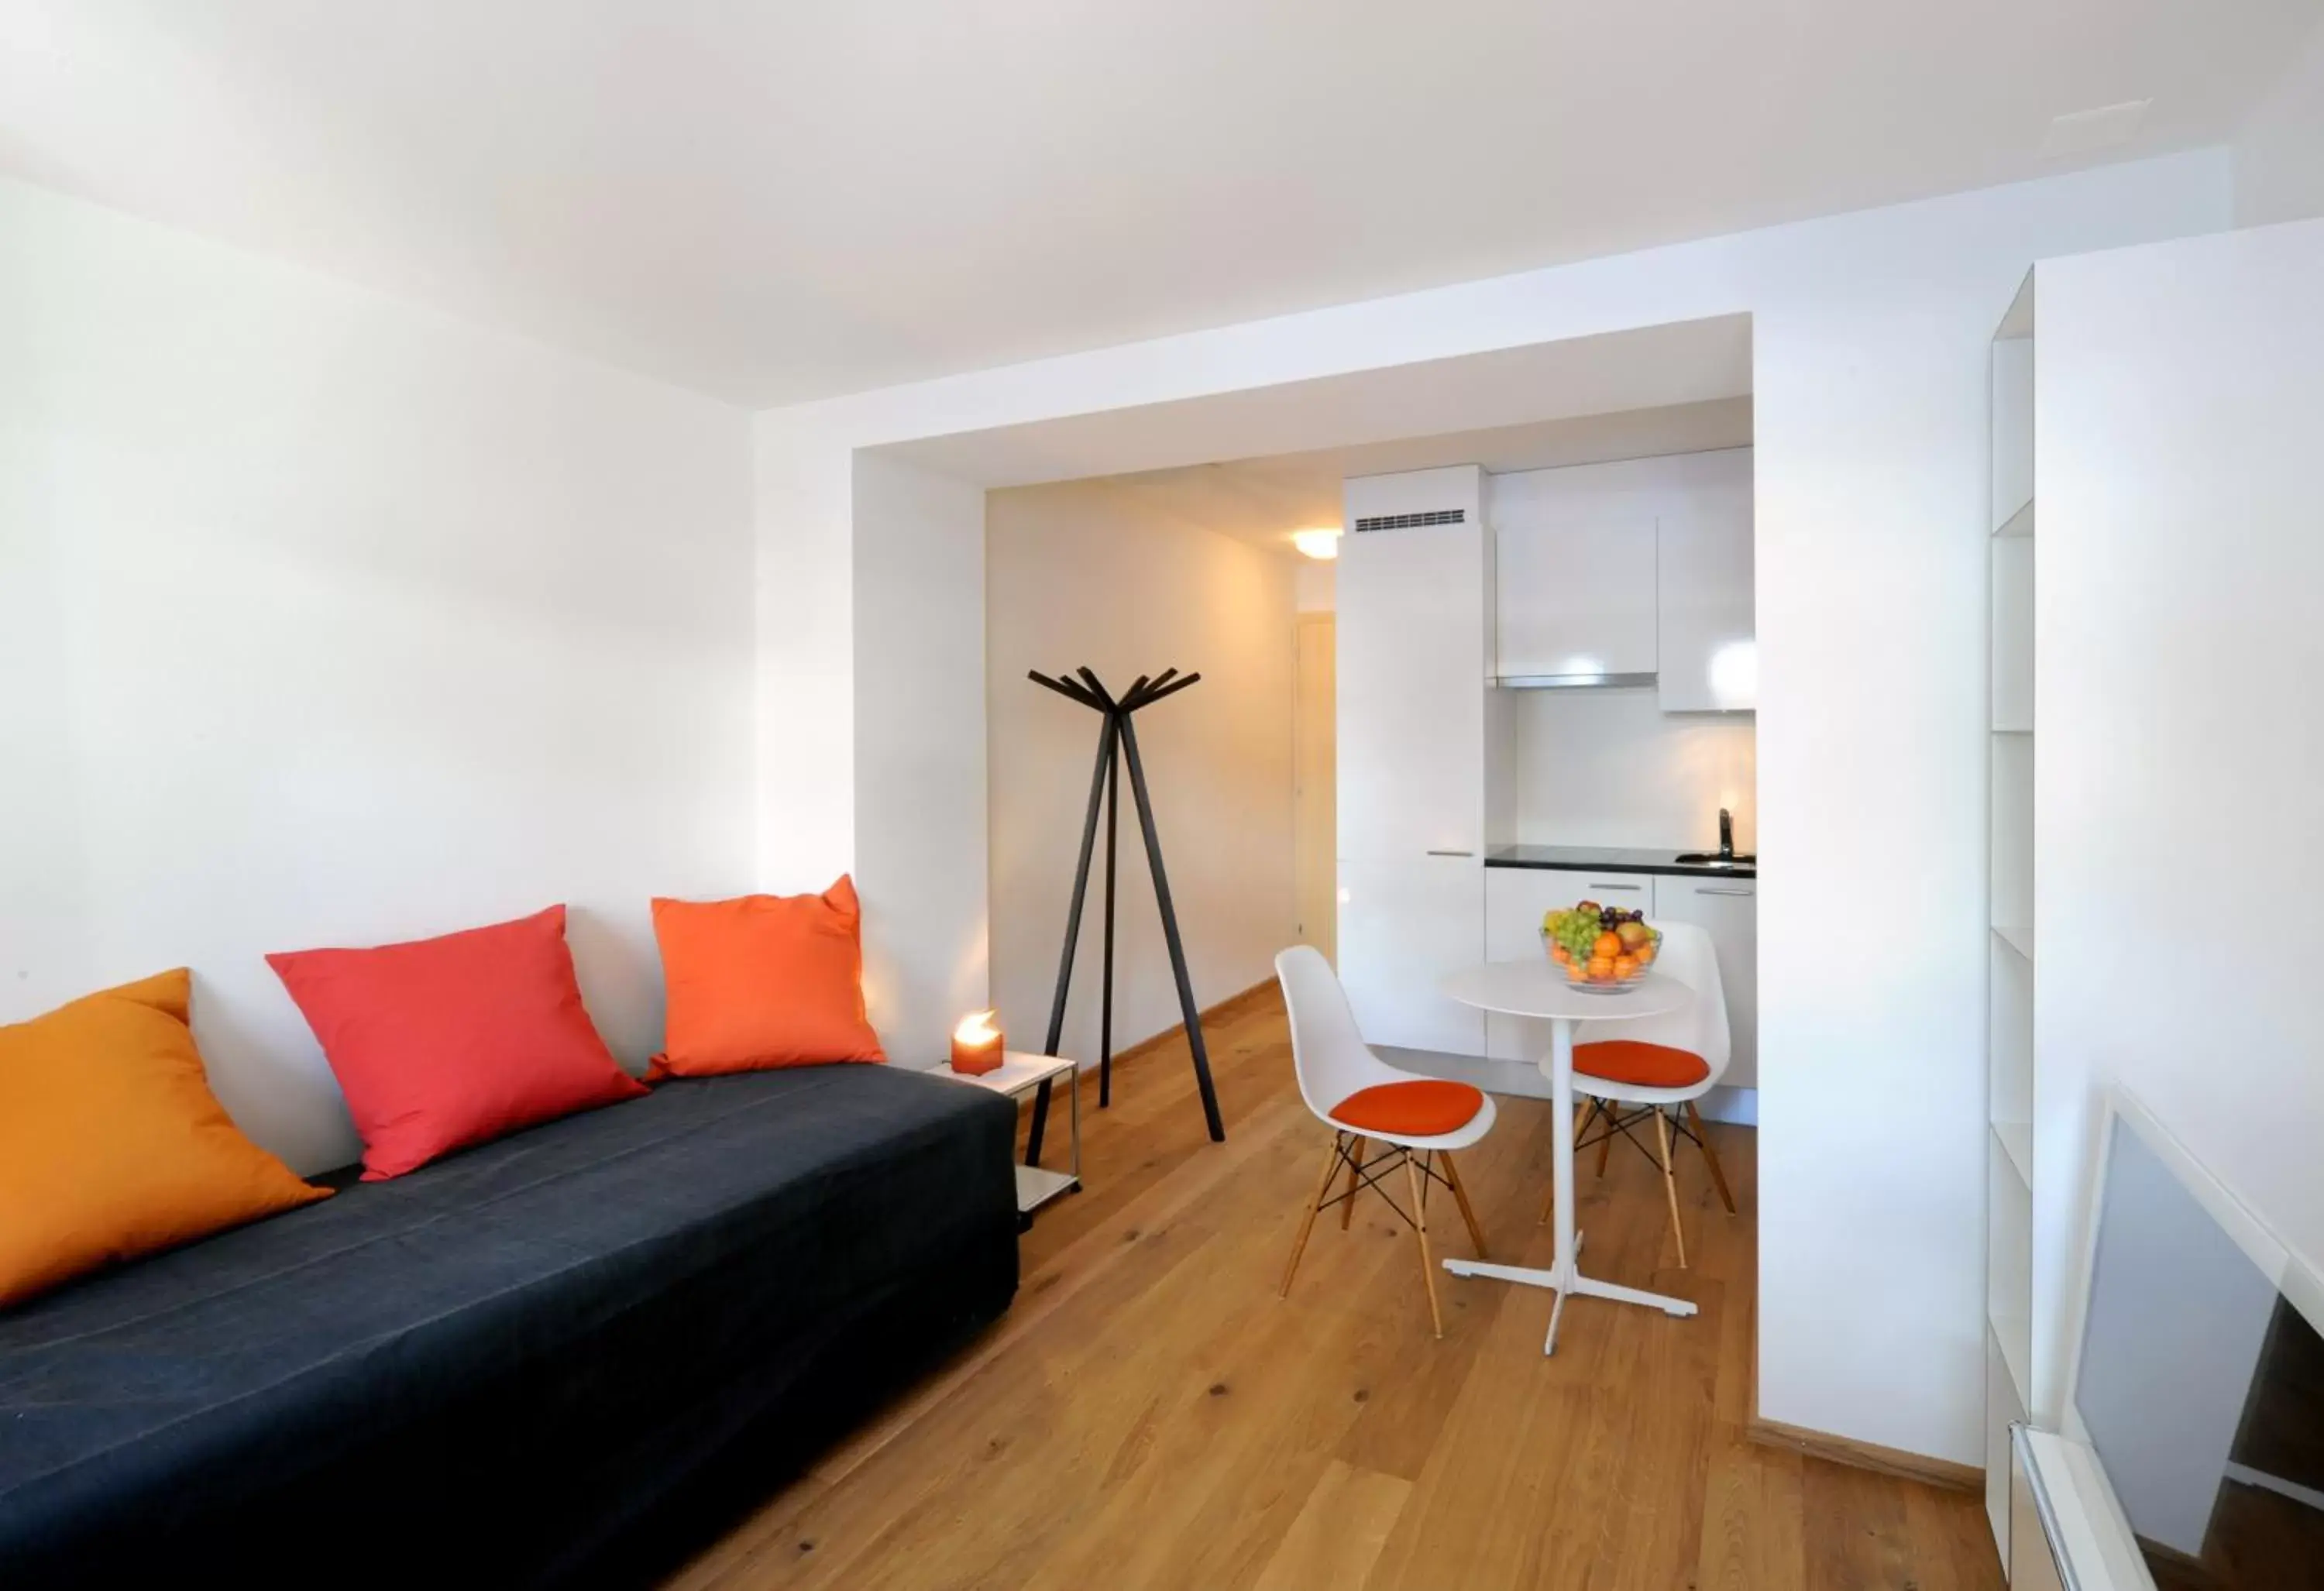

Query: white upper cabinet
[1487,448,1753,707]
[1494,517,1658,681]
[1656,491,1756,713]
[1336,466,1490,861]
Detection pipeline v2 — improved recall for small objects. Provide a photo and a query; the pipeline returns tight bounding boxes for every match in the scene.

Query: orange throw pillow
[0,971,330,1310]
[651,876,886,1075]
[269,905,649,1180]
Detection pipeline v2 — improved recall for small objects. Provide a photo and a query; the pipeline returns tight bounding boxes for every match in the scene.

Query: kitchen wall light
[1291,527,1342,560]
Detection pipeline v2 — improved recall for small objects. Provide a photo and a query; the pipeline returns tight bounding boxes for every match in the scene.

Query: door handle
[1425,849,1475,857]
[1587,881,1643,892]
[1695,886,1755,897]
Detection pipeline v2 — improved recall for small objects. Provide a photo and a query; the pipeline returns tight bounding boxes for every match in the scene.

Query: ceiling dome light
[1292,527,1342,561]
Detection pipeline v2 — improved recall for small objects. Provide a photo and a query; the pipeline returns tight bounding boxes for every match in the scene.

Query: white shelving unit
[1984,270,2035,1571]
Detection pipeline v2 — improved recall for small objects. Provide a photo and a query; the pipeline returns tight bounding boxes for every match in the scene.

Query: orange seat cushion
[1573,1039,1710,1089]
[1329,1079,1485,1137]
[0,971,332,1308]
[649,875,886,1076]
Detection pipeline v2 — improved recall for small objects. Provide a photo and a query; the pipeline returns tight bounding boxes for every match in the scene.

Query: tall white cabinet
[1336,466,1501,1054]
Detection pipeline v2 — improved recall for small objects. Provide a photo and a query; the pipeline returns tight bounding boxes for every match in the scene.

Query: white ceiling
[3,1,2315,406]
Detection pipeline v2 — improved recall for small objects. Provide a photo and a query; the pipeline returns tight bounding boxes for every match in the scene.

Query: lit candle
[951,1009,1005,1075]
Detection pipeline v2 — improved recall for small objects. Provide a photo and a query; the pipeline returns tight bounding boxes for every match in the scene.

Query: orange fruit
[1593,932,1621,960]
[1634,940,1655,964]
[1566,962,1588,982]
[1587,957,1615,980]
[1551,944,1570,965]
[1613,955,1638,978]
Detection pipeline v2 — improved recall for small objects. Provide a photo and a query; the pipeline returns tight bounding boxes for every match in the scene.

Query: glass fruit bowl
[1540,902,1661,994]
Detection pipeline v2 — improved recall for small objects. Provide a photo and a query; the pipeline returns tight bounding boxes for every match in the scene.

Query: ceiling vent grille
[1353,508,1466,532]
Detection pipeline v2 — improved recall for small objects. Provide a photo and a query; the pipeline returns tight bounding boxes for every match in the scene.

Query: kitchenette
[1335,444,1759,1123]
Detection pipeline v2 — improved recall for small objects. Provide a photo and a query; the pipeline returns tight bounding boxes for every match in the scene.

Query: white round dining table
[1437,960,1699,1356]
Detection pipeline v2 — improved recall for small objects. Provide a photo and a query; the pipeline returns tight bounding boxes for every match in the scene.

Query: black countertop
[1483,844,1756,879]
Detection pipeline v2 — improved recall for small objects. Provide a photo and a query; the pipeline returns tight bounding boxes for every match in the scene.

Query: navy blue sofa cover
[0,1064,1019,1587]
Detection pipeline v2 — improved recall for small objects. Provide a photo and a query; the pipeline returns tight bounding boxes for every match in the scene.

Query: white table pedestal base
[1425,984,1700,1358]
[1443,1230,1698,1356]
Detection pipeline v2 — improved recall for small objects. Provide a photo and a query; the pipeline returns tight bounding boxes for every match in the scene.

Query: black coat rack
[1023,665,1226,1165]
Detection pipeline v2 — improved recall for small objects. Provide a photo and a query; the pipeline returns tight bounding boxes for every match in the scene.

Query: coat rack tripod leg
[1116,711,1226,1142]
[1100,742,1119,1108]
[1029,711,1116,1167]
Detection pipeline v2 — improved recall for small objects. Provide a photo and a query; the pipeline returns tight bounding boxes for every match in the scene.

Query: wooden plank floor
[667,988,2001,1591]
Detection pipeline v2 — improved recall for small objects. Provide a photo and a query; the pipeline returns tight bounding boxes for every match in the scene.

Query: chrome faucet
[1717,807,1734,860]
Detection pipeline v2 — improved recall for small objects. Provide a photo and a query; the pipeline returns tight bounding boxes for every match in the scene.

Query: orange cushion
[1329,1079,1486,1137]
[270,905,649,1180]
[1573,1039,1710,1089]
[650,875,886,1076]
[0,971,331,1308]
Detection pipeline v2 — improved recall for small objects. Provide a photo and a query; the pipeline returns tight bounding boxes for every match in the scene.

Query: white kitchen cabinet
[1336,467,1490,860]
[1656,500,1755,712]
[1493,517,1657,682]
[1483,866,1652,1060]
[1336,467,1494,1058]
[1339,855,1485,1055]
[1650,874,1757,1090]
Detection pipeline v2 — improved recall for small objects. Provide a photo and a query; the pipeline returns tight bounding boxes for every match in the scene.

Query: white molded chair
[1545,919,1738,1266]
[1274,945,1496,1338]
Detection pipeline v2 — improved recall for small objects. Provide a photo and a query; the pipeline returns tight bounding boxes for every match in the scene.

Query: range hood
[1490,671,1658,690]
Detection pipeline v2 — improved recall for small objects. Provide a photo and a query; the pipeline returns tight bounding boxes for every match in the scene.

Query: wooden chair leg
[1543,1098,1597,1225]
[1339,1136,1367,1230]
[1404,1153,1443,1338]
[1686,1100,1738,1215]
[1281,1135,1344,1298]
[1441,1149,1488,1260]
[1595,1101,1617,1179]
[1653,1108,1688,1270]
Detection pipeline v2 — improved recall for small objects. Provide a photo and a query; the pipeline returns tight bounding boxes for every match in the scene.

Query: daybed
[0,1064,1019,1586]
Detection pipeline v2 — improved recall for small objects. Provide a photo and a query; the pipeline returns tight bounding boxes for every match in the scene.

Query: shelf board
[1992,921,2033,961]
[1993,498,2035,540]
[1989,1306,2033,1409]
[1992,1119,2033,1187]
[1013,1163,1080,1216]
[1991,722,2033,736]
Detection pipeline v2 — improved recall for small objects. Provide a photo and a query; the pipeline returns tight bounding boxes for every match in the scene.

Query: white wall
[1508,691,1755,852]
[2032,216,2324,1422]
[0,176,756,1174]
[1490,449,1755,851]
[2233,16,2324,227]
[985,481,1298,1069]
[852,452,989,1066]
[1294,556,1336,613]
[753,150,2233,1464]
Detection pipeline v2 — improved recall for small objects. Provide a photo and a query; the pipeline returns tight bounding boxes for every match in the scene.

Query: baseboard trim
[1746,1416,1982,1494]
[1088,978,1276,1077]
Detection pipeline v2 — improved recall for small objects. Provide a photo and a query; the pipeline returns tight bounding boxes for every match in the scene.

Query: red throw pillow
[650,875,886,1076]
[269,905,647,1180]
